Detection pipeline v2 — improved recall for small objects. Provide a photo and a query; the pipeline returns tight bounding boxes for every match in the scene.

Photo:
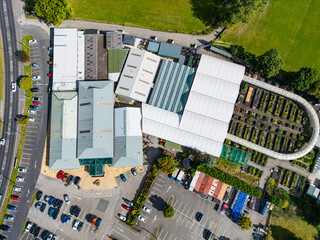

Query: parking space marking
[157,178,165,183]
[111,229,130,240]
[216,225,222,236]
[173,199,179,208]
[158,228,164,239]
[185,207,192,217]
[177,202,182,211]
[221,228,227,237]
[189,209,195,219]
[152,187,161,192]
[163,231,168,240]
[168,233,173,240]
[154,182,163,188]
[204,218,208,227]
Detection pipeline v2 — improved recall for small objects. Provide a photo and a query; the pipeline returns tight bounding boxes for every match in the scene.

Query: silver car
[16,176,24,182]
[13,186,22,192]
[138,214,146,222]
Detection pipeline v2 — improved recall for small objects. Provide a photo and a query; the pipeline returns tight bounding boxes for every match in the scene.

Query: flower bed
[266,94,277,114]
[251,128,258,143]
[241,83,248,94]
[289,104,297,122]
[298,176,307,192]
[296,109,303,124]
[236,123,244,137]
[258,91,269,112]
[274,97,284,116]
[281,99,291,119]
[290,172,298,190]
[282,169,292,187]
[273,135,282,152]
[243,126,250,140]
[291,160,308,169]
[265,133,274,149]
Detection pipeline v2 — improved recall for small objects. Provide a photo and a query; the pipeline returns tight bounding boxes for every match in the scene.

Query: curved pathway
[227,76,319,160]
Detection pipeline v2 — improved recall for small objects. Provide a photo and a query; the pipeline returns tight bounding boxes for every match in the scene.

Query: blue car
[7,205,16,210]
[48,207,55,217]
[48,196,55,205]
[120,174,126,182]
[61,214,68,223]
[95,218,102,228]
[30,105,39,110]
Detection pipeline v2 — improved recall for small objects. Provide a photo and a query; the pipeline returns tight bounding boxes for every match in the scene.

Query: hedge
[197,164,261,198]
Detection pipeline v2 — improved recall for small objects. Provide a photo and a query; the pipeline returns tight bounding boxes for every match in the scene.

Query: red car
[123,205,130,211]
[57,170,64,179]
[47,73,52,77]
[90,216,98,225]
[11,195,20,201]
[32,101,40,105]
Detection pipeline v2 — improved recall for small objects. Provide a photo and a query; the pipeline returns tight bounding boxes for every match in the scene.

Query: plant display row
[251,151,268,166]
[291,160,308,169]
[197,164,262,198]
[247,166,263,178]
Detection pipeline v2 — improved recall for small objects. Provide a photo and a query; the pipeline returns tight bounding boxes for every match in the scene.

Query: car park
[0,139,5,145]
[142,205,151,213]
[4,214,14,221]
[118,213,126,222]
[31,75,41,80]
[95,218,102,228]
[77,221,83,231]
[16,176,24,182]
[33,101,41,105]
[25,222,33,232]
[196,212,203,221]
[11,82,16,92]
[72,220,80,230]
[73,176,81,185]
[7,205,16,211]
[138,214,146,222]
[29,39,37,44]
[30,105,39,110]
[120,174,126,182]
[123,205,130,211]
[67,175,74,185]
[66,215,72,224]
[11,195,20,201]
[18,167,27,173]
[57,170,64,179]
[36,191,43,200]
[28,109,37,114]
[32,97,41,101]
[31,63,39,68]
[13,186,22,192]
[62,173,69,182]
[63,194,70,203]
[31,88,40,92]
[131,168,137,176]
[125,199,133,207]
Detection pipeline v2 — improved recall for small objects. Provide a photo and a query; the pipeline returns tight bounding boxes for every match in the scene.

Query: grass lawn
[221,0,320,71]
[68,0,207,33]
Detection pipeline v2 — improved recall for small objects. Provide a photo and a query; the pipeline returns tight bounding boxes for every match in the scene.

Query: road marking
[163,231,168,240]
[111,229,130,240]
[154,182,163,187]
[115,226,124,232]
[221,228,227,237]
[158,228,164,239]
[57,227,64,232]
[152,215,157,223]
[173,199,179,208]
[204,218,208,227]
[167,186,171,192]
[74,195,81,200]
[157,178,165,183]
[168,233,173,240]
[153,187,161,192]
[177,202,182,211]
[217,226,222,236]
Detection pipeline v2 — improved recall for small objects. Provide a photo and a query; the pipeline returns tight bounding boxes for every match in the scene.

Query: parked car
[150,36,157,41]
[11,195,19,201]
[47,233,54,240]
[63,194,70,203]
[40,230,50,239]
[33,226,41,238]
[125,200,133,207]
[61,214,68,223]
[138,215,146,222]
[31,75,40,80]
[16,176,24,182]
[90,216,98,225]
[123,205,130,211]
[32,101,40,105]
[29,223,37,234]
[204,229,212,240]
[244,210,249,215]
[77,221,83,231]
[4,214,14,221]
[219,202,227,214]
[142,205,151,213]
[11,82,16,92]
[131,168,137,176]
[32,97,41,101]
[196,212,203,221]
[95,218,102,228]
[31,88,40,92]
[7,205,16,211]
[28,109,37,114]
[40,202,47,212]
[57,170,64,179]
[0,225,10,231]
[52,209,59,220]
[72,220,80,230]
[67,175,74,185]
[70,205,81,217]
[25,222,33,232]
[28,118,35,122]
[0,139,5,145]
[13,186,22,192]
[73,176,81,185]
[29,105,39,110]
[62,173,69,182]
[118,213,126,222]
[44,195,50,203]
[48,196,55,205]
[167,39,174,44]
[35,202,42,210]
[120,174,126,182]
[36,191,43,200]
[48,207,55,217]
[47,73,53,77]
[18,167,27,173]
[29,39,37,44]
[66,215,72,224]
[48,47,53,51]
[31,63,39,68]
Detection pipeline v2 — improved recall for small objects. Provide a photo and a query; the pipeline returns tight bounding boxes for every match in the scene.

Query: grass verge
[152,227,159,240]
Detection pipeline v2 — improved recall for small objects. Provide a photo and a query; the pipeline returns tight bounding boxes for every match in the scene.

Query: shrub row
[291,160,308,169]
[197,164,261,198]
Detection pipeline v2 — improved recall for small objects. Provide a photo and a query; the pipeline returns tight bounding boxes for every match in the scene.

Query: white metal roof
[115,107,142,137]
[53,28,85,91]
[116,48,161,102]
[142,54,245,157]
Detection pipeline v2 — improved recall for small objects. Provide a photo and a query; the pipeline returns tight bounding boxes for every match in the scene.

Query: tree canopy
[163,204,175,218]
[19,115,29,124]
[17,50,30,63]
[257,49,284,78]
[19,76,32,90]
[239,215,252,230]
[289,67,320,92]
[157,155,175,174]
[34,0,73,26]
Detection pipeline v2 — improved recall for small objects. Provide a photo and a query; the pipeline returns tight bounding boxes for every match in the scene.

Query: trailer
[175,170,185,183]
[169,169,180,180]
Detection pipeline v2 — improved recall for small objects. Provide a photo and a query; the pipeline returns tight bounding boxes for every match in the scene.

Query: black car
[33,226,41,238]
[30,223,37,234]
[36,191,43,201]
[67,175,74,185]
[70,205,81,217]
[204,229,212,240]
[41,230,49,239]
[52,208,60,220]
[52,198,59,208]
[77,221,83,231]
[196,212,203,221]
[73,176,81,185]
[31,88,40,92]
[57,199,63,209]
[40,203,46,212]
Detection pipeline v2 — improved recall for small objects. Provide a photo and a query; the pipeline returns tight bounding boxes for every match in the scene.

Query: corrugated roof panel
[158,42,182,59]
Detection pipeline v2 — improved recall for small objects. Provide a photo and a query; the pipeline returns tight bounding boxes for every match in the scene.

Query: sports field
[221,0,320,71]
[68,0,207,33]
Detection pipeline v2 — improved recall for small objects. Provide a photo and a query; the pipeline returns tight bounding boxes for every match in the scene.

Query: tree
[19,115,29,124]
[34,0,73,26]
[289,67,320,92]
[157,155,175,174]
[268,195,282,208]
[217,0,263,27]
[17,50,30,63]
[19,76,32,90]
[239,215,252,230]
[163,204,174,218]
[257,49,284,78]
[202,155,216,168]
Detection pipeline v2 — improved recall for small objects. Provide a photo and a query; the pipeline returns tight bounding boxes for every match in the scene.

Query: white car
[13,186,22,192]
[31,75,40,80]
[25,222,33,232]
[11,82,16,92]
[18,167,27,173]
[138,214,146,222]
[142,205,151,213]
[28,109,37,114]
[16,176,25,182]
[0,138,5,145]
[32,97,41,101]
[29,39,37,44]
[28,118,35,122]
[72,220,79,230]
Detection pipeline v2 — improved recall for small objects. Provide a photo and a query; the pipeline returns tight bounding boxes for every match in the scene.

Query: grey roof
[122,34,136,46]
[307,184,320,198]
[106,31,123,50]
[210,46,233,58]
[49,92,80,170]
[113,136,143,167]
[148,60,195,114]
[147,41,160,53]
[77,81,114,159]
[158,42,182,59]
